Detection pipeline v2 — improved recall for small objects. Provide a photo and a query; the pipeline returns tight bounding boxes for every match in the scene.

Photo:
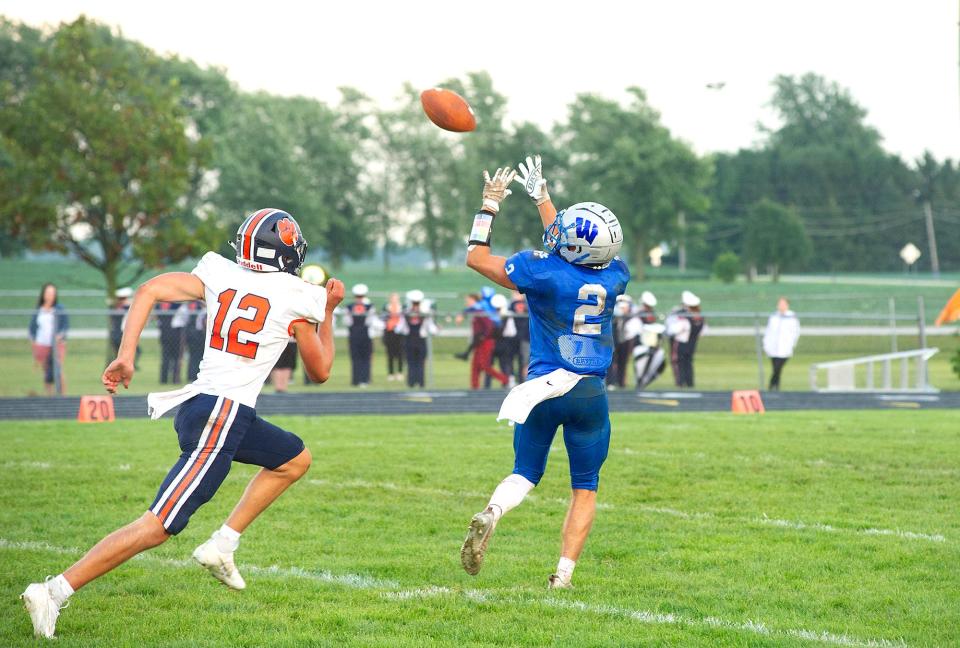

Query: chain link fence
[5,289,956,397]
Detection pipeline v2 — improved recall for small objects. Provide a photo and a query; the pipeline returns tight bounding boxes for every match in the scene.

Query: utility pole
[923,199,940,276]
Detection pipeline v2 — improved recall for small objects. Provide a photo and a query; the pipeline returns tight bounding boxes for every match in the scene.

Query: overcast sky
[5,1,958,162]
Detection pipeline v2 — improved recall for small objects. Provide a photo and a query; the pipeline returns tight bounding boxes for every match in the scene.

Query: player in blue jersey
[459,156,629,588]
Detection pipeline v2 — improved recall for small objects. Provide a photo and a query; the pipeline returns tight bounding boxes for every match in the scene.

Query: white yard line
[545,599,907,648]
[0,537,399,589]
[307,479,947,543]
[3,537,908,648]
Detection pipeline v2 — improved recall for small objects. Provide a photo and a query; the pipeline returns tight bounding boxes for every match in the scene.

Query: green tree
[437,72,560,255]
[712,251,740,284]
[378,84,459,273]
[209,90,374,270]
[561,88,711,278]
[0,19,44,256]
[0,17,209,297]
[742,199,811,280]
[763,74,916,271]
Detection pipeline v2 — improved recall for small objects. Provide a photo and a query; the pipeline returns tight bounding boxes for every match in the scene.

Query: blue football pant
[512,377,611,491]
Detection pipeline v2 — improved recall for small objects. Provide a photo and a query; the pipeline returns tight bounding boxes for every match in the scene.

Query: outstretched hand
[102,358,134,394]
[481,167,516,213]
[514,155,550,205]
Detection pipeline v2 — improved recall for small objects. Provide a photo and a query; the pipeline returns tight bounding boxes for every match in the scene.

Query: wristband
[468,209,496,246]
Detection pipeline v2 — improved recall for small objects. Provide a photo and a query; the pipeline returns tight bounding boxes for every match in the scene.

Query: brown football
[420,88,477,133]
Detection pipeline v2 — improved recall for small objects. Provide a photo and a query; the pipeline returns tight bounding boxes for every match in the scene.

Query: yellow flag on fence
[934,288,960,326]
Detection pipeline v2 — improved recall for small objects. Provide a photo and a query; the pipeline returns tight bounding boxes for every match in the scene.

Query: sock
[487,474,535,522]
[48,574,74,605]
[214,524,241,553]
[556,557,576,584]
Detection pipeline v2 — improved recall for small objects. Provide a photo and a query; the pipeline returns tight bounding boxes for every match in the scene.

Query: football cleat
[192,539,246,590]
[21,580,64,639]
[548,574,573,590]
[460,507,497,575]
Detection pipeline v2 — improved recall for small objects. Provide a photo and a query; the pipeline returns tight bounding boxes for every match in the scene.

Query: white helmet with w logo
[543,202,623,267]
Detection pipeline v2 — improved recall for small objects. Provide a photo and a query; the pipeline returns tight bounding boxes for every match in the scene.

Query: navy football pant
[512,377,611,491]
[149,394,305,534]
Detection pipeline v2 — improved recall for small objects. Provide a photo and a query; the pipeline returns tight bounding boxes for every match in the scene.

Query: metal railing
[809,348,940,393]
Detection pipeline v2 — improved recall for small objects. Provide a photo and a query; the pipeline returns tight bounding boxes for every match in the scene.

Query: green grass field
[2,334,957,397]
[1,411,957,646]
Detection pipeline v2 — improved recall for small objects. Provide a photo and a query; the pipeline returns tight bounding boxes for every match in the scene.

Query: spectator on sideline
[270,338,297,392]
[669,291,705,388]
[763,297,801,391]
[457,293,509,390]
[507,291,529,384]
[156,301,184,384]
[485,294,515,389]
[630,291,667,390]
[343,283,376,387]
[638,291,658,325]
[607,294,637,389]
[110,287,135,361]
[29,282,69,395]
[184,300,206,382]
[395,290,439,388]
[383,292,405,382]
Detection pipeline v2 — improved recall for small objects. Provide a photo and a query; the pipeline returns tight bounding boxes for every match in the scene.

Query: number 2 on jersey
[209,289,271,359]
[573,284,607,335]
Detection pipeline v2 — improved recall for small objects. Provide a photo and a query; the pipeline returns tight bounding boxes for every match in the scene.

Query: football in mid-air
[420,88,476,132]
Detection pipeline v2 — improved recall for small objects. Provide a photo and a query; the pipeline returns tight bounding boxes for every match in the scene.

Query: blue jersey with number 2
[506,250,630,379]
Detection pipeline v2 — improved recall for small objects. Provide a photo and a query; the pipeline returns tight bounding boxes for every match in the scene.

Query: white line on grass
[545,599,907,648]
[757,517,946,543]
[0,537,399,589]
[308,479,947,544]
[380,587,907,648]
[3,537,908,647]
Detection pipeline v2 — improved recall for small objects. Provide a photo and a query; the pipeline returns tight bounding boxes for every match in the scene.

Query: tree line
[1,17,957,298]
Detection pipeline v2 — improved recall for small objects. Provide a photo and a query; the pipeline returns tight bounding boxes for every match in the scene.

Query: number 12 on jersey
[209,289,272,359]
[572,284,606,335]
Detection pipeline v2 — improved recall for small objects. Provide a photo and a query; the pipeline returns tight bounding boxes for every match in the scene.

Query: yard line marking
[2,538,909,647]
[2,461,51,469]
[756,517,946,543]
[381,587,906,648]
[545,599,907,648]
[0,537,399,589]
[307,479,947,543]
[0,538,81,555]
[383,585,453,600]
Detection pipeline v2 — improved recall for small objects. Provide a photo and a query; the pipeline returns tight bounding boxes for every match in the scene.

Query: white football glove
[481,167,516,214]
[514,155,550,205]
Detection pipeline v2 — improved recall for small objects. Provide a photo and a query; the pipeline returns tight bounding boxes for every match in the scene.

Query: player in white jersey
[21,209,345,639]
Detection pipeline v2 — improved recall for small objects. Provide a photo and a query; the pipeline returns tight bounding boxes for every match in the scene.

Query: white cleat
[192,539,246,590]
[548,574,573,590]
[460,508,497,576]
[21,581,63,639]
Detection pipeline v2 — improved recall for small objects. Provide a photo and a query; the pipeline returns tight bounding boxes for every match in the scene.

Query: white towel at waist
[147,386,200,420]
[497,368,585,425]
